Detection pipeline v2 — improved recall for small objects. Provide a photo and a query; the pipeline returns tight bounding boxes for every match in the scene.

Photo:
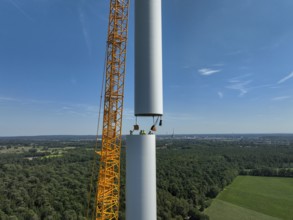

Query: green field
[205,176,293,220]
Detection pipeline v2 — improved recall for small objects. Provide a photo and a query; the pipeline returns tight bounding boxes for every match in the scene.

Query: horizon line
[1,133,293,138]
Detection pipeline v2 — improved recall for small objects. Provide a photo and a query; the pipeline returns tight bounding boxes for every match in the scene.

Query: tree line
[0,138,293,219]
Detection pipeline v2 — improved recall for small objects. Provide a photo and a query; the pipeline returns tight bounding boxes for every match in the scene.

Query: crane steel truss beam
[95,0,129,219]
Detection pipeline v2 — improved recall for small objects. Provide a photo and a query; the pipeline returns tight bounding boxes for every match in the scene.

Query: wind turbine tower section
[134,0,163,117]
[126,0,163,219]
[126,135,157,220]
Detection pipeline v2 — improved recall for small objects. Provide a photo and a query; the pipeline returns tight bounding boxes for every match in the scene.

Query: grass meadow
[205,176,293,220]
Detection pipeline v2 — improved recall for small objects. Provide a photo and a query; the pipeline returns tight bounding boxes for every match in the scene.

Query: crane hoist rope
[85,43,107,220]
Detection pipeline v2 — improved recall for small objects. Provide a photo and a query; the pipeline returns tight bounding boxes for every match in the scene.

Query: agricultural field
[1,136,293,219]
[205,176,293,220]
[0,144,76,159]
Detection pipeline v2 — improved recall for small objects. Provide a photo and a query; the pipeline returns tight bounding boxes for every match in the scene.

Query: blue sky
[0,0,293,136]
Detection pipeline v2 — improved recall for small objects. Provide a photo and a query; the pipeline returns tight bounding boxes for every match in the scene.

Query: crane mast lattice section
[95,0,129,219]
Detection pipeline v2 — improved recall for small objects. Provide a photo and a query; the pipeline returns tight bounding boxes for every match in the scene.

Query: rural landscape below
[1,0,293,219]
[1,134,293,219]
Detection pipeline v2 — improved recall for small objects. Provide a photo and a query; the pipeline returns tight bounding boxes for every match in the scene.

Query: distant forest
[0,137,293,220]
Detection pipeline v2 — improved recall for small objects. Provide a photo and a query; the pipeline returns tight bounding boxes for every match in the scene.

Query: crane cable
[85,44,107,219]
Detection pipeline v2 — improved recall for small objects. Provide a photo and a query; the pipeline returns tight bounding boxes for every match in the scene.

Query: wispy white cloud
[183,63,224,71]
[217,92,223,99]
[278,72,293,84]
[226,80,252,96]
[55,103,99,118]
[272,96,291,101]
[0,96,17,102]
[198,68,221,76]
[78,7,92,56]
[243,83,273,91]
[228,74,252,83]
[228,82,272,97]
[225,74,270,97]
[0,95,99,118]
[8,0,33,21]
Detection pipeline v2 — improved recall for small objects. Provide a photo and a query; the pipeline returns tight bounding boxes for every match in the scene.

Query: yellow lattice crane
[88,0,130,219]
